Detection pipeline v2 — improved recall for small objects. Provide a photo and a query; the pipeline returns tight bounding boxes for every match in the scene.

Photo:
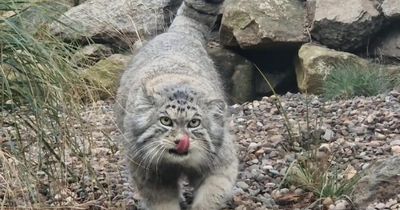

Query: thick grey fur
[115,0,238,210]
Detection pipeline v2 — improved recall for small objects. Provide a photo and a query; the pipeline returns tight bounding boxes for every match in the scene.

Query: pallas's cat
[115,0,238,209]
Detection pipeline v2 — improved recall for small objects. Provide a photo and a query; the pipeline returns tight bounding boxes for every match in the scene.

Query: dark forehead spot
[177,107,187,112]
[173,90,188,99]
[177,100,187,105]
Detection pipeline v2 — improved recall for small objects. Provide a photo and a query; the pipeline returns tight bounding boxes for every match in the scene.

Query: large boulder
[381,0,400,20]
[83,54,131,99]
[50,0,182,49]
[220,0,308,49]
[9,1,70,34]
[207,43,254,104]
[311,0,383,51]
[295,43,368,94]
[352,156,400,209]
[371,27,400,61]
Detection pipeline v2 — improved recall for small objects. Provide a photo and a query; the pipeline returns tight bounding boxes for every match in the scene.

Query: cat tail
[169,0,224,35]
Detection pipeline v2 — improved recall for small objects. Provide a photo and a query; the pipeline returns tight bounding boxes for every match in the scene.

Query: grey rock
[381,0,400,19]
[248,142,259,150]
[258,196,275,208]
[220,0,308,49]
[366,206,375,210]
[50,0,182,48]
[236,181,249,190]
[72,44,113,66]
[233,186,245,195]
[248,188,260,196]
[311,0,383,51]
[82,54,131,99]
[294,188,304,195]
[9,1,70,34]
[207,43,254,104]
[322,129,335,141]
[279,188,289,194]
[352,156,400,209]
[375,202,386,209]
[390,140,400,146]
[295,43,369,94]
[391,145,400,155]
[332,200,349,210]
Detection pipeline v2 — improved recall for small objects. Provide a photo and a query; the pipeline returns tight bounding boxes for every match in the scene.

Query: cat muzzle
[171,134,190,155]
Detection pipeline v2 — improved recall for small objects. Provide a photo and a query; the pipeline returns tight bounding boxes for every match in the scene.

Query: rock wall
[48,0,400,102]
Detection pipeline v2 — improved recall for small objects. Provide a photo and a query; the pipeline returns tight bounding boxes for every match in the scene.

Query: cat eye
[160,116,173,126]
[188,119,201,128]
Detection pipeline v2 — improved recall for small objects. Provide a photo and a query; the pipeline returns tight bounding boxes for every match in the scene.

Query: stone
[352,156,400,209]
[322,129,335,141]
[381,0,400,19]
[72,44,113,66]
[322,197,334,206]
[332,200,348,210]
[248,142,259,150]
[82,54,131,99]
[236,181,249,190]
[391,145,400,155]
[220,0,308,49]
[9,1,70,34]
[50,0,182,49]
[311,0,383,51]
[390,140,400,146]
[207,43,254,104]
[375,202,386,209]
[295,43,368,94]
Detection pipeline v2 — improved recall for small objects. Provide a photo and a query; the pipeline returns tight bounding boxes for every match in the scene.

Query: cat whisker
[155,147,166,176]
[128,143,160,169]
[145,145,164,171]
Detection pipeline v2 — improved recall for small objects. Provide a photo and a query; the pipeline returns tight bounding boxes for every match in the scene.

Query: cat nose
[174,139,181,145]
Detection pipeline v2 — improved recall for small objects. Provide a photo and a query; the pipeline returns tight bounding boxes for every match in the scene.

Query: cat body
[116,0,238,209]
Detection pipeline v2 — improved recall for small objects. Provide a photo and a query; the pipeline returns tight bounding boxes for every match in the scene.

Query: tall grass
[256,64,360,204]
[322,62,394,100]
[0,0,109,207]
[283,149,360,203]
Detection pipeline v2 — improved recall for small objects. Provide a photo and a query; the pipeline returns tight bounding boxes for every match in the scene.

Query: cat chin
[163,150,191,162]
[162,149,207,165]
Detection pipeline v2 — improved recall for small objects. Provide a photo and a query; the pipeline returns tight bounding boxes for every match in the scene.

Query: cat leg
[136,180,181,210]
[190,162,238,210]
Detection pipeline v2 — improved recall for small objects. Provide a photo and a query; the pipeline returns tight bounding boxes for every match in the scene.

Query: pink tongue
[176,135,190,154]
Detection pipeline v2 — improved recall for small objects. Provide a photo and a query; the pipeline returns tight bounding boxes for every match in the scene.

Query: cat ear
[135,87,159,110]
[206,99,226,121]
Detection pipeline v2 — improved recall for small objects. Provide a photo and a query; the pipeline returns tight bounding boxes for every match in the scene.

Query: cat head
[123,85,227,170]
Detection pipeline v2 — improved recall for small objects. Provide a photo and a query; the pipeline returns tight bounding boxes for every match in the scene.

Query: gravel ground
[1,91,399,209]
